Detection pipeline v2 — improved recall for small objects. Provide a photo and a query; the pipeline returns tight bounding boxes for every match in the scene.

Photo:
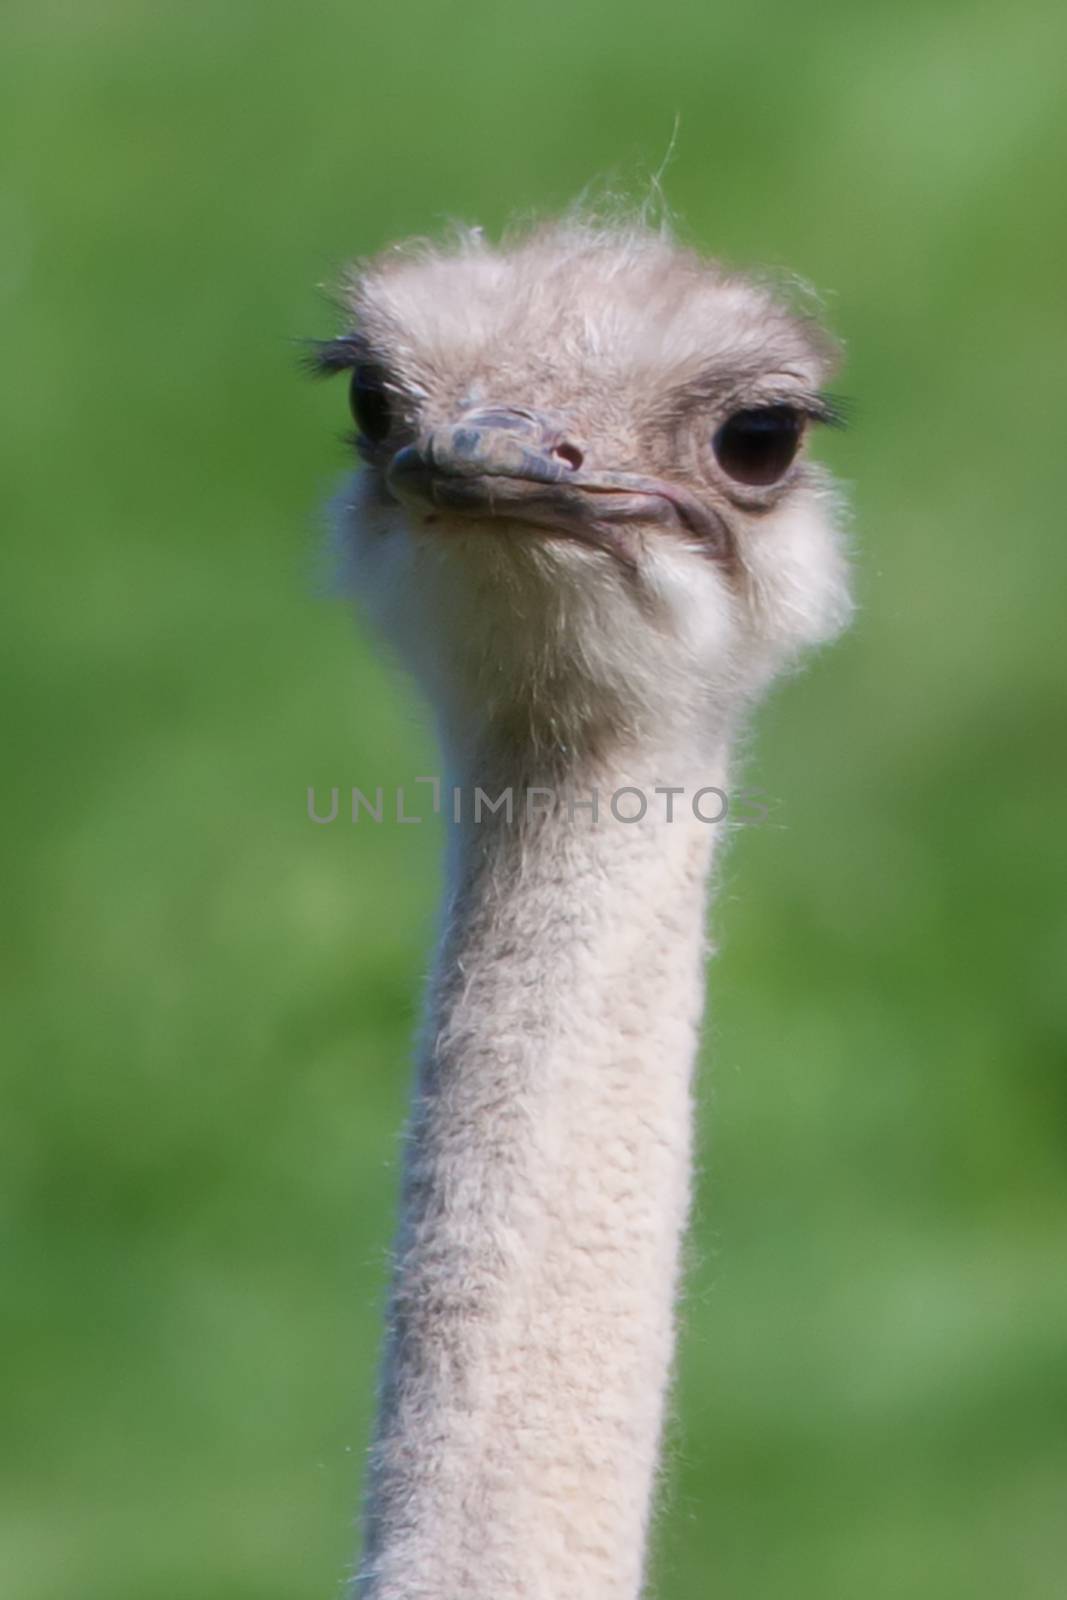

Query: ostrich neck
[356,736,729,1600]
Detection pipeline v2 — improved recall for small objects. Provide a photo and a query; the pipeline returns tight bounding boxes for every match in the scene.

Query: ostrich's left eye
[713,405,803,486]
[349,364,392,443]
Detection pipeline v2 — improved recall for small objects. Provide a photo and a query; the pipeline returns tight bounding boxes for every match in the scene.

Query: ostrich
[312,214,851,1600]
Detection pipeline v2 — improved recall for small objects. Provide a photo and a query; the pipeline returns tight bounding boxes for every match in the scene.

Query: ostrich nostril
[553,442,584,471]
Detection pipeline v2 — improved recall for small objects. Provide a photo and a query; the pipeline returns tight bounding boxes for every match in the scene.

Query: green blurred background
[4,1,1065,1595]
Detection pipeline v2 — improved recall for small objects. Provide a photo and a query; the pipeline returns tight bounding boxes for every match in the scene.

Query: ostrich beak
[385,407,730,561]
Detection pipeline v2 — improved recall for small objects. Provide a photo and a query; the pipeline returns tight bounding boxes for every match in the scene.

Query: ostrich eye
[349,364,392,443]
[713,406,803,486]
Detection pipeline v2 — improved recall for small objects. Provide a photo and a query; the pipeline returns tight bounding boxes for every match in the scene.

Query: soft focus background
[4,2,1065,1596]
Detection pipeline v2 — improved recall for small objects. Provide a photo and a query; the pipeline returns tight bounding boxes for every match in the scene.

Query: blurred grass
[2,0,1065,1595]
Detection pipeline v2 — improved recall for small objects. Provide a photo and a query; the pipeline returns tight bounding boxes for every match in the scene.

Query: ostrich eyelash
[301,334,374,377]
[807,391,852,429]
[726,391,851,429]
[302,337,428,416]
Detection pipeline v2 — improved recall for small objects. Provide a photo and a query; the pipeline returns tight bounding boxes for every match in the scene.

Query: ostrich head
[317,216,851,765]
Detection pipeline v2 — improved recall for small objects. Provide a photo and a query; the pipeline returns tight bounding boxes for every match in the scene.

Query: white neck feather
[355,738,728,1600]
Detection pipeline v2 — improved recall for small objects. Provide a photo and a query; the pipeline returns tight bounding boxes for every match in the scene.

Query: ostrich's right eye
[349,364,392,443]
